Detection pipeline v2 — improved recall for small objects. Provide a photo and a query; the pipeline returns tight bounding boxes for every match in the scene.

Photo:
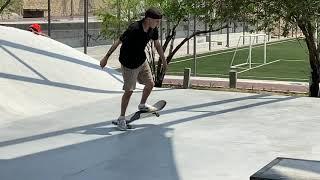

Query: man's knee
[146,81,155,88]
[124,90,133,97]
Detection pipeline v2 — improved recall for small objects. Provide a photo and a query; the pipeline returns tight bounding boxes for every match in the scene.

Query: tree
[0,0,11,14]
[97,0,145,40]
[151,0,233,86]
[0,0,22,16]
[227,0,320,97]
[98,0,230,87]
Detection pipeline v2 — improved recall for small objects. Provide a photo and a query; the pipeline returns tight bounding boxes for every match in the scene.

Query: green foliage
[97,0,146,39]
[98,0,236,86]
[0,0,22,15]
[230,0,320,34]
[97,0,227,39]
[227,0,320,96]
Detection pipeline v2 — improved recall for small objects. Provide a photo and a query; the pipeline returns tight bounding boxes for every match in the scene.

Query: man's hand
[154,40,167,72]
[99,40,121,69]
[100,55,108,69]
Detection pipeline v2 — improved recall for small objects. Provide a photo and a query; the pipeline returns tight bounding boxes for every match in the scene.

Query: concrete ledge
[251,157,320,180]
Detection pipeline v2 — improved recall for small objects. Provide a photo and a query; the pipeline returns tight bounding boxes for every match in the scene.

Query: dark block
[250,157,320,180]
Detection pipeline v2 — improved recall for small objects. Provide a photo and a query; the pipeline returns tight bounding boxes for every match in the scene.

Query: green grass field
[167,38,310,82]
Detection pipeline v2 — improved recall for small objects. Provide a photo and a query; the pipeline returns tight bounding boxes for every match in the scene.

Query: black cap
[145,7,162,19]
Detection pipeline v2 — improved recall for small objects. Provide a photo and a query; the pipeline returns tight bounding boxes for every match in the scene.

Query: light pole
[48,0,51,36]
[84,0,88,54]
[117,0,121,37]
[193,15,197,77]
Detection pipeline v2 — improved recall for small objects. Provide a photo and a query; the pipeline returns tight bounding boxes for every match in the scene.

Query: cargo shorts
[121,61,154,91]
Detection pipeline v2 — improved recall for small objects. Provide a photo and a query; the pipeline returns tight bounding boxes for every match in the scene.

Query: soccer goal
[230,34,267,73]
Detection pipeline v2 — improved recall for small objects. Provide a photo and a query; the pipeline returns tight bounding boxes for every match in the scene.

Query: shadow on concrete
[0,39,123,83]
[0,40,172,94]
[161,94,297,127]
[0,71,124,94]
[0,94,298,180]
[0,94,296,148]
[1,46,49,81]
[0,125,179,180]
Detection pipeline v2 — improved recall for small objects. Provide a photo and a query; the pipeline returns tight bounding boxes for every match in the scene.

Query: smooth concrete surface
[0,25,129,122]
[1,26,320,180]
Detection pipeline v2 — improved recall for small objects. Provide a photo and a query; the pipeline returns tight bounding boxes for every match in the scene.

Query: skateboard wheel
[155,112,160,117]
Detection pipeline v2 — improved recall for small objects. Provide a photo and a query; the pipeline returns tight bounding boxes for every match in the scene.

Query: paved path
[163,76,309,94]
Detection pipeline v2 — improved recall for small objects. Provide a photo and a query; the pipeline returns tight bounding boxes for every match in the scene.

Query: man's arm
[154,40,167,71]
[100,39,122,69]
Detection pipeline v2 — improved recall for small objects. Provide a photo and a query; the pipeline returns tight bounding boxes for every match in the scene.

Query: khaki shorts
[121,61,154,91]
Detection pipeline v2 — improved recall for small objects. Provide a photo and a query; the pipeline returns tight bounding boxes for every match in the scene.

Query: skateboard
[112,100,166,129]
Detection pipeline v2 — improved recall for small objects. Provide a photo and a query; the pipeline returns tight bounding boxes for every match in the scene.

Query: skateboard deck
[112,100,166,128]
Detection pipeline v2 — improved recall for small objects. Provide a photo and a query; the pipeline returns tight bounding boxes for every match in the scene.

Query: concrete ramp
[0,25,124,121]
[2,25,320,180]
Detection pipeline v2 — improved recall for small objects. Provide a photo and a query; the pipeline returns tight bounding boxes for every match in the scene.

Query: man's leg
[120,64,139,117]
[116,91,132,130]
[138,61,155,105]
[140,81,154,104]
[120,90,133,116]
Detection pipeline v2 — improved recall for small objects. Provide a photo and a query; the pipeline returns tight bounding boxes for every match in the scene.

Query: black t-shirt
[119,20,159,69]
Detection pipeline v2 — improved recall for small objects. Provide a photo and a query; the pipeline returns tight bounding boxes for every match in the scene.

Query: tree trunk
[308,51,320,97]
[298,21,320,97]
[154,25,228,87]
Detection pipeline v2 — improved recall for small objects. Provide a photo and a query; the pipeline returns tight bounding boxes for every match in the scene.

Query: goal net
[230,34,267,73]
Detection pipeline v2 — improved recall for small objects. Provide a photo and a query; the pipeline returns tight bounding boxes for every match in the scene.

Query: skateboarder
[100,7,167,130]
[28,23,47,36]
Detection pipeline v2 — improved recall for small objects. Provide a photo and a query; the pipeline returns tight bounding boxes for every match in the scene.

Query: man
[28,23,47,36]
[100,7,167,130]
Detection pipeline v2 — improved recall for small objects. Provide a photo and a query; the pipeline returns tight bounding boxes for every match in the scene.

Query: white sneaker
[116,116,127,131]
[138,103,157,112]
